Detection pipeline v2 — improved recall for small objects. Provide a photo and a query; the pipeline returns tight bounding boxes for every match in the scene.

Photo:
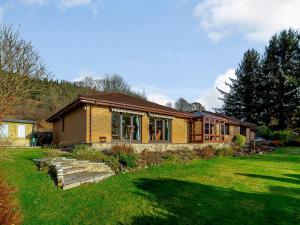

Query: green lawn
[1,147,300,225]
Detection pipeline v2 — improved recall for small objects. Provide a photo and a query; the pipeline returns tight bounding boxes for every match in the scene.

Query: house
[0,119,35,146]
[46,92,256,151]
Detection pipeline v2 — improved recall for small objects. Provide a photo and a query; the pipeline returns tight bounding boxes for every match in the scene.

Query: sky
[1,0,300,109]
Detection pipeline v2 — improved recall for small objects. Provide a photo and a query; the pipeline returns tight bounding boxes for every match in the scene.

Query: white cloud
[148,93,175,106]
[194,0,300,41]
[58,0,92,8]
[73,70,102,82]
[197,68,236,110]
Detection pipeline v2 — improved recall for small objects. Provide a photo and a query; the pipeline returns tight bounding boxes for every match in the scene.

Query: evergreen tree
[218,49,261,123]
[262,29,300,129]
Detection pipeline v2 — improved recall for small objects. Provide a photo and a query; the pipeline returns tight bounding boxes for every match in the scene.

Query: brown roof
[193,110,257,129]
[46,92,191,122]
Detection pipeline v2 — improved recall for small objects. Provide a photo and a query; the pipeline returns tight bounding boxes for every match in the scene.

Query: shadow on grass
[283,174,300,180]
[124,178,300,225]
[235,173,300,185]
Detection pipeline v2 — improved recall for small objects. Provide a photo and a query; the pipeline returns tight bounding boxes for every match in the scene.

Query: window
[122,113,131,140]
[112,112,121,140]
[17,125,26,138]
[0,124,9,138]
[112,112,142,142]
[132,115,141,141]
[225,124,230,135]
[204,117,225,142]
[149,118,155,141]
[156,119,163,141]
[148,117,171,142]
[240,126,246,136]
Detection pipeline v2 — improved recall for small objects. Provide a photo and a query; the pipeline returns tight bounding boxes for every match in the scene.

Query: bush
[196,145,215,160]
[43,149,71,158]
[232,135,246,149]
[270,130,293,143]
[118,153,138,168]
[111,144,134,154]
[138,150,168,166]
[257,125,273,138]
[215,147,236,157]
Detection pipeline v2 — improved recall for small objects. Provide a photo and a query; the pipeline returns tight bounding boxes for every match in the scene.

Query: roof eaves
[79,97,192,118]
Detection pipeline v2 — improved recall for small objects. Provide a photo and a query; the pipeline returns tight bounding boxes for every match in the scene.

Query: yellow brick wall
[246,128,251,141]
[172,117,188,144]
[141,115,149,144]
[90,106,112,143]
[225,125,240,142]
[0,122,33,146]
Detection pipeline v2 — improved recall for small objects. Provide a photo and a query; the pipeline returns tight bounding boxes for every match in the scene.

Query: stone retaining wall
[92,142,230,154]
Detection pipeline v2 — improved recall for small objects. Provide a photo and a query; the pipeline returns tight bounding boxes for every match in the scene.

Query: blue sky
[1,0,298,109]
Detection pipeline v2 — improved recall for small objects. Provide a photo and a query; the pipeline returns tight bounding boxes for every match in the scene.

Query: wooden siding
[193,119,203,142]
[224,124,240,143]
[90,106,112,143]
[141,115,149,144]
[53,106,87,144]
[172,117,188,144]
[53,118,63,144]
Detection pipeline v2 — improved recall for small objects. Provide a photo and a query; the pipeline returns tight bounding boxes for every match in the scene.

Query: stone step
[63,167,85,175]
[63,171,114,190]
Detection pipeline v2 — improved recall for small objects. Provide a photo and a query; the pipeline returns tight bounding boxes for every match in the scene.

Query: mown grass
[0,147,300,225]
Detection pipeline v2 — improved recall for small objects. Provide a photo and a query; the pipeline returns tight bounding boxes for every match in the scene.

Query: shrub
[138,150,168,166]
[257,125,273,138]
[111,144,134,154]
[232,135,246,149]
[43,149,71,158]
[196,145,215,160]
[270,130,293,143]
[215,147,236,157]
[118,153,138,168]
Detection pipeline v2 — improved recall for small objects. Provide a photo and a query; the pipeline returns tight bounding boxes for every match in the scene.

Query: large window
[112,112,121,140]
[17,125,26,138]
[148,117,171,142]
[0,124,9,138]
[112,112,141,142]
[240,126,246,136]
[204,118,225,142]
[225,123,230,135]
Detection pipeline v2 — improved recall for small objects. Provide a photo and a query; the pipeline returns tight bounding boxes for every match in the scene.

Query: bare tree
[175,98,190,111]
[165,102,173,108]
[100,74,131,93]
[190,102,205,111]
[0,25,50,121]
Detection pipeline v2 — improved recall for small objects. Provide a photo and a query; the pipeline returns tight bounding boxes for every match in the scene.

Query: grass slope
[0,147,300,225]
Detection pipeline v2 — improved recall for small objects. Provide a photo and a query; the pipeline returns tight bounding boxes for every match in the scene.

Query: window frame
[17,124,26,138]
[203,117,225,142]
[0,123,9,138]
[148,117,172,143]
[111,112,142,143]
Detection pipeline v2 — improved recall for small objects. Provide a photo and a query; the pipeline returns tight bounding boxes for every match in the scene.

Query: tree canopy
[218,29,300,130]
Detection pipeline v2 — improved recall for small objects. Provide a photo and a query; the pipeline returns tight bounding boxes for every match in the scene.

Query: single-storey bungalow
[0,118,35,146]
[46,92,256,151]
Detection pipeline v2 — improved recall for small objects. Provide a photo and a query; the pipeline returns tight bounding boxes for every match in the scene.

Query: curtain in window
[135,116,140,141]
